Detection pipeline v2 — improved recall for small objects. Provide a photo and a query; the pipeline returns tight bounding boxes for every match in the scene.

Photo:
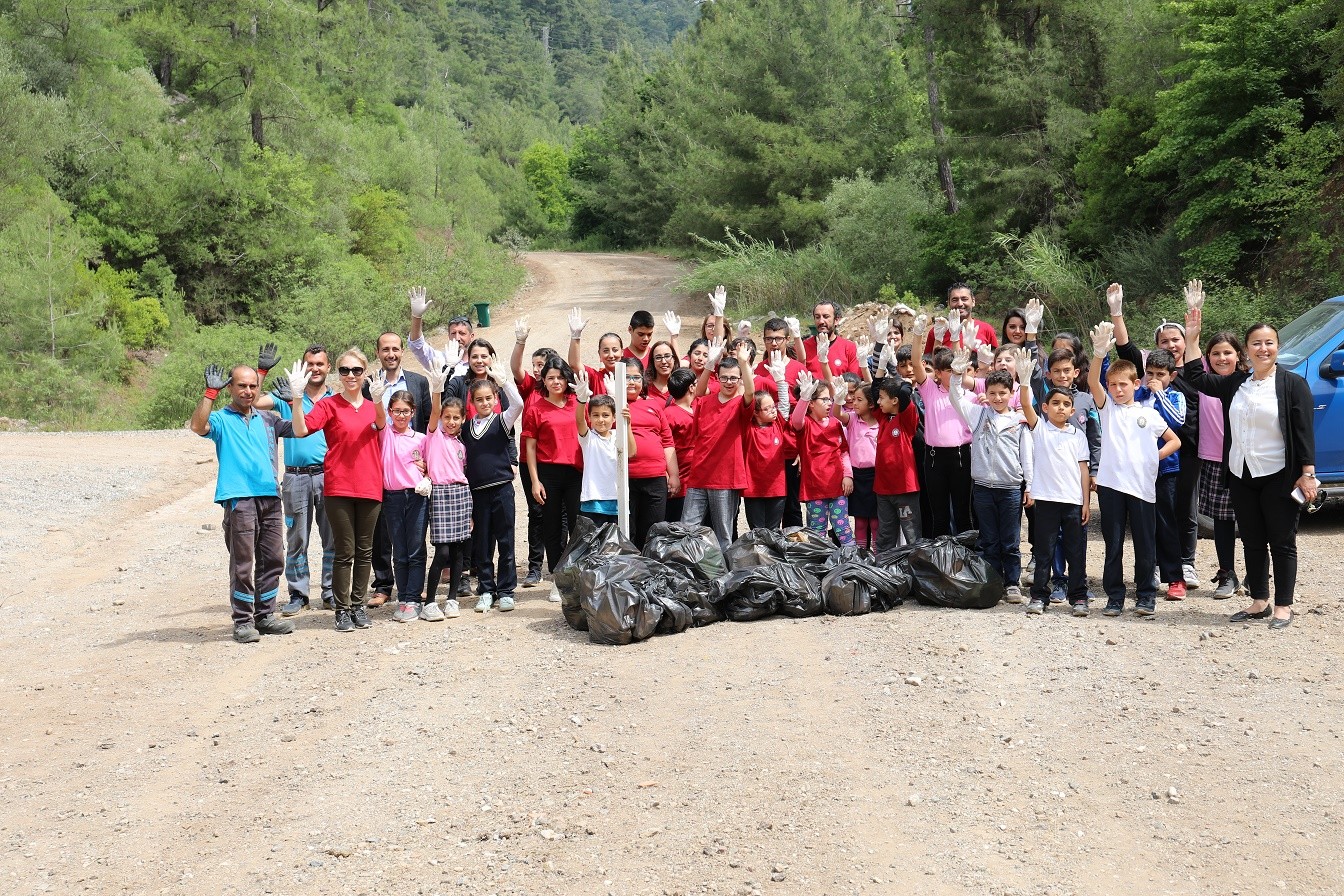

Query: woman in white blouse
[1182,306,1317,628]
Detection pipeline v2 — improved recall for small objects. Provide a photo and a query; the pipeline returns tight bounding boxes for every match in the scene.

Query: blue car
[1276,296,1344,492]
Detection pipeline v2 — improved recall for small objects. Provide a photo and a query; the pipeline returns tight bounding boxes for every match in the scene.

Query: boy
[683,341,755,550]
[1137,348,1188,598]
[1016,350,1092,615]
[663,368,698,524]
[625,310,657,367]
[1087,323,1181,617]
[949,354,1033,601]
[873,376,922,550]
[573,376,637,526]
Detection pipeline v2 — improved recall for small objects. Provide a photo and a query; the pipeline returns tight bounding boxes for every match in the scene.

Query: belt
[286,464,323,474]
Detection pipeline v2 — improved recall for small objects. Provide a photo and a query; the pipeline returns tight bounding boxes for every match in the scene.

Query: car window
[1277,303,1344,368]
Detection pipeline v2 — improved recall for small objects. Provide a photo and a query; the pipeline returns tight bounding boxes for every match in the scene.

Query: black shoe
[457,578,473,597]
[255,613,294,635]
[1229,606,1273,622]
[1269,613,1293,630]
[233,622,260,643]
[334,610,354,633]
[522,567,543,588]
[352,607,371,629]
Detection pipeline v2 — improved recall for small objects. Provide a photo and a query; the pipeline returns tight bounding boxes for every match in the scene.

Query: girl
[1001,308,1029,348]
[910,315,975,536]
[683,337,711,380]
[522,356,583,575]
[663,368,698,524]
[566,307,624,397]
[742,357,792,529]
[382,391,430,623]
[287,348,386,633]
[462,361,525,613]
[873,376,922,550]
[424,380,472,621]
[645,340,679,404]
[1194,331,1247,598]
[834,378,880,548]
[790,372,855,545]
[623,357,680,548]
[574,373,637,526]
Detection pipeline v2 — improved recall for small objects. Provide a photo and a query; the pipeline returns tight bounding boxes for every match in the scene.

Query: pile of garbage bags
[556,520,1005,645]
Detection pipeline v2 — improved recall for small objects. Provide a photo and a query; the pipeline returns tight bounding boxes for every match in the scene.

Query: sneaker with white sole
[444,598,461,618]
[1071,601,1089,617]
[1025,599,1045,615]
[498,595,515,612]
[1211,569,1239,599]
[1004,585,1024,604]
[392,602,421,623]
[1182,564,1200,589]
[419,601,445,622]
[475,593,493,613]
[547,587,561,603]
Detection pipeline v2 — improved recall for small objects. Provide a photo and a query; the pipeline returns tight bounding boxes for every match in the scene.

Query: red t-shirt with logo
[874,404,921,495]
[743,417,793,498]
[686,393,753,490]
[627,398,673,478]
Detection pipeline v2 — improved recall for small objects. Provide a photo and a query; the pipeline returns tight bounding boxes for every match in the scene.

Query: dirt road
[2,252,1343,896]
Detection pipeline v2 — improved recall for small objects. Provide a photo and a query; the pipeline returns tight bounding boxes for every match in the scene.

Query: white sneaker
[475,593,493,613]
[1182,564,1200,589]
[547,586,561,603]
[444,598,461,618]
[1004,585,1024,604]
[419,601,445,622]
[392,602,420,623]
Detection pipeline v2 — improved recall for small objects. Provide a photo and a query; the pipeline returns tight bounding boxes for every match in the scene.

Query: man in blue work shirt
[259,344,336,616]
[191,356,297,644]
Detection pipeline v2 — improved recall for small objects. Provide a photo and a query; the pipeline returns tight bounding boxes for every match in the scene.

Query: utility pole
[541,23,550,59]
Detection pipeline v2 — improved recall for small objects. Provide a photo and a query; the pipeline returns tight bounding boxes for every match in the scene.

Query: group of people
[196,279,1317,643]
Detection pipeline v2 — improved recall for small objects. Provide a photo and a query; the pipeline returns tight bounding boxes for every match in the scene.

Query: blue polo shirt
[271,388,332,467]
[202,406,294,504]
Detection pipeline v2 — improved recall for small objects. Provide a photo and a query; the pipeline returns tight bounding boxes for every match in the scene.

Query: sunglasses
[338,366,365,376]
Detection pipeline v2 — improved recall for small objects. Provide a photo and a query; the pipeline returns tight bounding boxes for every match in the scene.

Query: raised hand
[1106,282,1124,317]
[933,317,948,344]
[514,316,530,345]
[257,342,280,377]
[489,357,511,387]
[204,364,228,400]
[910,314,929,340]
[815,330,831,362]
[1013,347,1036,385]
[877,342,895,374]
[706,337,726,368]
[271,372,293,403]
[602,372,616,397]
[855,337,873,365]
[733,340,752,366]
[575,369,592,403]
[663,310,682,337]
[833,378,850,405]
[947,309,964,346]
[977,343,996,369]
[766,350,788,383]
[1090,321,1116,359]
[709,285,727,318]
[440,338,463,370]
[1023,298,1044,336]
[1184,306,1203,350]
[568,307,588,340]
[870,317,889,345]
[409,286,432,319]
[950,347,972,375]
[736,319,751,340]
[890,302,916,318]
[1184,278,1205,311]
[796,370,818,402]
[284,359,308,396]
[784,316,801,339]
[367,370,388,402]
[426,361,450,395]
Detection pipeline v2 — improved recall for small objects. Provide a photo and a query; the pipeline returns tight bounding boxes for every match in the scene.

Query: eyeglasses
[718,376,742,384]
[338,366,365,376]
[815,396,835,403]
[651,353,675,362]
[390,408,413,416]
[762,335,786,344]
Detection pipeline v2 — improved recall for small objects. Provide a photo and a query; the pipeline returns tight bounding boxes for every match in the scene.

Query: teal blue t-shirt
[203,407,293,503]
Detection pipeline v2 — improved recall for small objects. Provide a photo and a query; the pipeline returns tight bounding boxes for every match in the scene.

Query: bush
[681,230,864,320]
[822,172,934,296]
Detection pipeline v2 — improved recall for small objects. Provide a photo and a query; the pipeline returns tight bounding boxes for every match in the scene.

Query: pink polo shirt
[918,378,972,447]
[844,414,879,469]
[380,426,426,490]
[424,427,468,486]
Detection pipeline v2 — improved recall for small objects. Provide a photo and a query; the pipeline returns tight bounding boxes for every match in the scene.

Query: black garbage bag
[554,518,638,630]
[822,562,912,615]
[905,534,1004,609]
[678,580,723,627]
[643,522,728,582]
[780,527,841,579]
[724,528,790,570]
[579,554,685,645]
[713,564,823,621]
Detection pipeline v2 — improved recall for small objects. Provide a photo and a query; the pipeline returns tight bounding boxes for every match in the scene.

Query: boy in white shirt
[574,372,637,526]
[1087,322,1182,617]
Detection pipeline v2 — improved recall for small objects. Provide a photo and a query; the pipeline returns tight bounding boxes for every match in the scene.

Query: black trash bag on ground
[579,555,684,645]
[678,580,724,626]
[554,518,638,630]
[822,562,912,615]
[724,528,790,570]
[905,534,1004,609]
[779,526,842,579]
[713,565,823,621]
[642,522,728,582]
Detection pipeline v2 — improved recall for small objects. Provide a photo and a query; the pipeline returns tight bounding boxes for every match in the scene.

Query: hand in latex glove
[877,342,895,374]
[947,309,964,345]
[257,342,280,377]
[855,338,873,365]
[1106,282,1124,317]
[285,359,308,395]
[977,344,996,370]
[663,310,681,337]
[426,362,449,395]
[575,370,592,403]
[1013,347,1036,385]
[568,307,588,340]
[815,330,831,363]
[784,316,801,339]
[489,358,511,387]
[1090,321,1116,359]
[204,364,229,400]
[409,286,432,319]
[1184,278,1205,311]
[933,317,948,344]
[890,302,916,318]
[736,319,751,340]
[796,371,818,402]
[1023,298,1044,336]
[514,316,530,344]
[870,317,889,344]
[766,351,787,384]
[950,348,972,376]
[414,477,433,498]
[367,371,388,402]
[833,378,850,406]
[706,338,726,368]
[709,285,727,318]
[910,314,929,340]
[271,372,294,403]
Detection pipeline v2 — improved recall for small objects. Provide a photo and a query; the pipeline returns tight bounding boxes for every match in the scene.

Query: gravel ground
[2,252,1343,896]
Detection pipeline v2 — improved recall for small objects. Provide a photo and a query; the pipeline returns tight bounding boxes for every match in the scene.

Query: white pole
[614,363,630,538]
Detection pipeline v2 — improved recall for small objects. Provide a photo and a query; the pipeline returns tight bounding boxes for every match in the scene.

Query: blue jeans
[382,488,428,603]
[681,488,740,552]
[972,484,1023,586]
[281,470,334,603]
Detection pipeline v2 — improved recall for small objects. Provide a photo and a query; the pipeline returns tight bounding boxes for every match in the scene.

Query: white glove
[891,302,916,318]
[950,348,971,375]
[796,371,818,402]
[910,314,929,340]
[409,286,432,319]
[815,330,831,363]
[766,351,787,384]
[1090,321,1116,359]
[602,372,616,396]
[426,362,450,394]
[977,344,995,369]
[784,316,801,339]
[1106,282,1123,317]
[736,319,751,340]
[709,285,727,318]
[663,310,681,337]
[367,371,388,402]
[414,477,433,498]
[833,378,850,405]
[1023,298,1044,336]
[568,307,588,340]
[1184,278,1205,311]
[933,317,948,343]
[285,359,308,394]
[877,342,895,373]
[870,317,889,345]
[1013,347,1036,385]
[947,309,964,345]
[855,338,873,365]
[489,358,511,387]
[706,338,726,368]
[514,316,530,344]
[575,370,592,403]
[440,338,462,371]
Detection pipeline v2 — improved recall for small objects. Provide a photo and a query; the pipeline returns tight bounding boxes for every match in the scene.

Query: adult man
[924,282,1000,353]
[792,301,862,377]
[257,344,336,615]
[366,331,432,606]
[408,286,470,378]
[190,360,296,644]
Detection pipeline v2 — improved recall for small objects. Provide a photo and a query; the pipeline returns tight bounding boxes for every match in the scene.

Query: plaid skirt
[430,483,473,543]
[1198,460,1235,521]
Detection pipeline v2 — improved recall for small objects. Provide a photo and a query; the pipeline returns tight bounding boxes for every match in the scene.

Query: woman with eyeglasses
[286,348,387,633]
[645,340,679,403]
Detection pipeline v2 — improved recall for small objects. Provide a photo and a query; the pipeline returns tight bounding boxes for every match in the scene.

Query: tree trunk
[923,23,959,215]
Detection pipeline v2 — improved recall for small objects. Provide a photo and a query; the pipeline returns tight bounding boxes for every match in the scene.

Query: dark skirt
[430,482,473,543]
[1198,460,1235,521]
[848,466,878,518]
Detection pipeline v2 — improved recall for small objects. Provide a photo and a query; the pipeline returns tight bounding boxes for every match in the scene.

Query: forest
[1,0,1341,428]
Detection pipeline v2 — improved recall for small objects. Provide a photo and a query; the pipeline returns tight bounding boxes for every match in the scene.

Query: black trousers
[1031,500,1086,604]
[628,475,668,549]
[426,540,470,604]
[1228,470,1300,606]
[923,444,973,537]
[783,458,803,528]
[1097,485,1158,607]
[744,497,785,530]
[535,462,582,571]
[371,508,394,596]
[1176,452,1201,567]
[519,463,546,573]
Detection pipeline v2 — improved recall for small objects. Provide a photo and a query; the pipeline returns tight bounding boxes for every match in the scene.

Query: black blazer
[1181,358,1315,488]
[363,370,431,434]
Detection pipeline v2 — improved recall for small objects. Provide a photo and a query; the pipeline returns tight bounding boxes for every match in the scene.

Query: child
[1087,323,1180,617]
[1137,348,1189,599]
[949,355,1032,602]
[522,356,583,573]
[873,376,922,550]
[742,356,793,530]
[1017,353,1092,616]
[566,306,624,397]
[791,372,855,545]
[382,391,430,624]
[574,373,637,526]
[895,345,934,539]
[623,357,680,548]
[462,362,525,613]
[624,310,657,366]
[424,386,472,620]
[909,315,974,536]
[663,368,698,524]
[834,377,880,548]
[509,318,558,588]
[683,343,756,551]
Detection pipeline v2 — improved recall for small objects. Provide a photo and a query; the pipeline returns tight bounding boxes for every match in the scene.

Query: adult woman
[286,348,387,632]
[447,338,505,418]
[683,337,712,380]
[622,356,680,548]
[1195,331,1248,598]
[1001,309,1028,348]
[645,340,679,403]
[1183,307,1317,628]
[521,356,583,574]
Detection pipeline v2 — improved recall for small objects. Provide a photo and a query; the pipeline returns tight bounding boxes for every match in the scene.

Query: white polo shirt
[1029,420,1090,505]
[1096,400,1168,502]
